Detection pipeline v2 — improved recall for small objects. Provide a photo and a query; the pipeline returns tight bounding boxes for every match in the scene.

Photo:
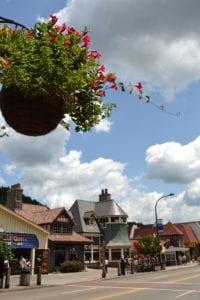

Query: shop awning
[162,246,189,253]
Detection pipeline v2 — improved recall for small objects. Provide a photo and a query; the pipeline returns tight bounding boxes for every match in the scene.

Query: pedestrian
[120,257,126,275]
[105,258,109,274]
[19,256,27,272]
[0,255,4,289]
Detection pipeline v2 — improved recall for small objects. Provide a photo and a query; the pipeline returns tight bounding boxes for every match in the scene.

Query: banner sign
[157,224,164,233]
[0,232,39,249]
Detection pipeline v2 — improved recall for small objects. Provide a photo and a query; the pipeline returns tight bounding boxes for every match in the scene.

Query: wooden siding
[0,206,48,249]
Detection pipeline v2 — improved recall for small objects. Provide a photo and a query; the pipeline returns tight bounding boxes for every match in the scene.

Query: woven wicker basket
[0,87,65,136]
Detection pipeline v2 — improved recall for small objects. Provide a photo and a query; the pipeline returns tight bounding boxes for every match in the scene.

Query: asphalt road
[1,266,200,299]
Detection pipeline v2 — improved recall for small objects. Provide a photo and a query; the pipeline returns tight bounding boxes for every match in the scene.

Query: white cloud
[3,163,16,176]
[54,0,200,96]
[145,136,200,183]
[0,126,200,223]
[95,119,113,132]
[183,178,200,206]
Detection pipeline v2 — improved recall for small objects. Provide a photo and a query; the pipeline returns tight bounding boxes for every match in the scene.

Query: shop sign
[0,232,39,249]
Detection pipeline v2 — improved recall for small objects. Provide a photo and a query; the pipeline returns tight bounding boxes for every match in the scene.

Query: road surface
[1,265,200,299]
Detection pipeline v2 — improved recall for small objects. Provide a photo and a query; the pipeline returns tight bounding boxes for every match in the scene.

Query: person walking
[19,256,27,272]
[105,258,109,274]
[120,257,126,275]
[0,255,4,289]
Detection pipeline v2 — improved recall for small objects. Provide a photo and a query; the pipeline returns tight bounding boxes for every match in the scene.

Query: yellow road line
[171,273,200,283]
[90,288,145,300]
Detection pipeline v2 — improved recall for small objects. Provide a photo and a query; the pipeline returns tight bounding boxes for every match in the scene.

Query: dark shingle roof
[95,200,128,217]
[69,200,100,234]
[104,223,130,247]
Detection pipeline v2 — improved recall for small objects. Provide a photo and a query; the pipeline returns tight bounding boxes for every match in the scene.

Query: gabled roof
[16,205,74,225]
[133,227,155,239]
[160,221,183,236]
[175,224,198,244]
[69,200,100,234]
[184,222,200,243]
[0,204,49,234]
[48,232,92,244]
[95,199,128,217]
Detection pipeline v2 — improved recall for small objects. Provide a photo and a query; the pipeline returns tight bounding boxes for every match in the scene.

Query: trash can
[20,270,31,286]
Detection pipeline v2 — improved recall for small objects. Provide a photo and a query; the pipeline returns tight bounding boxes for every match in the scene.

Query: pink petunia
[91,81,100,89]
[50,34,58,41]
[55,23,67,33]
[82,33,91,48]
[110,82,118,90]
[50,15,58,25]
[106,73,116,82]
[63,39,71,46]
[90,50,101,60]
[134,82,143,90]
[96,89,106,97]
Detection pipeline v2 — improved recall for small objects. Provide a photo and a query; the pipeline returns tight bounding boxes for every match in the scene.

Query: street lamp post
[154,193,175,268]
[155,193,175,235]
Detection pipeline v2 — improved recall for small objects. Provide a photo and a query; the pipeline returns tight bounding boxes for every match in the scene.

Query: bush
[60,260,84,273]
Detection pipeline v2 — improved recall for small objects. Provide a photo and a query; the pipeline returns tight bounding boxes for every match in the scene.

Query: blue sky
[1,0,200,223]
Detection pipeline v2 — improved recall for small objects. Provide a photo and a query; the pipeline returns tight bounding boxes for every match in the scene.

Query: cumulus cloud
[55,0,200,96]
[0,126,199,223]
[145,136,200,183]
[183,179,200,206]
[94,119,113,132]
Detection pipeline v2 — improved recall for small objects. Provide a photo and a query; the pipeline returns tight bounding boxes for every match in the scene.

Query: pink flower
[98,65,106,74]
[106,73,116,82]
[3,59,11,65]
[55,23,67,33]
[91,81,99,89]
[50,15,58,25]
[96,89,106,97]
[90,50,101,60]
[63,39,71,46]
[134,82,143,90]
[82,33,91,48]
[50,34,58,41]
[27,31,34,38]
[110,82,118,90]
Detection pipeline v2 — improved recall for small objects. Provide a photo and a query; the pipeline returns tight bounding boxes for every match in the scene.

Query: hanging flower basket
[0,16,116,136]
[0,87,65,136]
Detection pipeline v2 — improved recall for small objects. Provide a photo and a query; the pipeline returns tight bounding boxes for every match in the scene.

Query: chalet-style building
[130,221,199,265]
[69,189,130,263]
[6,184,92,271]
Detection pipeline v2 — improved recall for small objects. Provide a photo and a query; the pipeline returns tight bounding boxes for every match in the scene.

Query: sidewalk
[166,261,199,271]
[0,263,199,292]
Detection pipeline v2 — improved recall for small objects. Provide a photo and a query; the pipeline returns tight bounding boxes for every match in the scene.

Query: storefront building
[0,203,49,274]
[6,184,92,271]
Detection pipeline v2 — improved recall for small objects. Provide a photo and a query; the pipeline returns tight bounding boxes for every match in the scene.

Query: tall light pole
[155,193,175,235]
[154,193,175,269]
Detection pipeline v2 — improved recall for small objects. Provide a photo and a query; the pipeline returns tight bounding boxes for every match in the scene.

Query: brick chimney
[99,189,111,202]
[6,183,23,211]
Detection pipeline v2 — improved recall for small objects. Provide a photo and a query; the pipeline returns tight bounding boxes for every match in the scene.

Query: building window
[84,217,95,226]
[99,217,108,227]
[121,217,126,223]
[111,217,119,223]
[112,249,121,260]
[52,223,71,234]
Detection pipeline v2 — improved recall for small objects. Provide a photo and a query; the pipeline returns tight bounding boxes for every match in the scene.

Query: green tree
[138,236,161,256]
[0,241,14,261]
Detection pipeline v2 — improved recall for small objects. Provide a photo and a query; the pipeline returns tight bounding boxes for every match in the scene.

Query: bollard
[117,262,121,276]
[101,265,106,278]
[5,267,10,289]
[130,262,134,274]
[36,266,41,286]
